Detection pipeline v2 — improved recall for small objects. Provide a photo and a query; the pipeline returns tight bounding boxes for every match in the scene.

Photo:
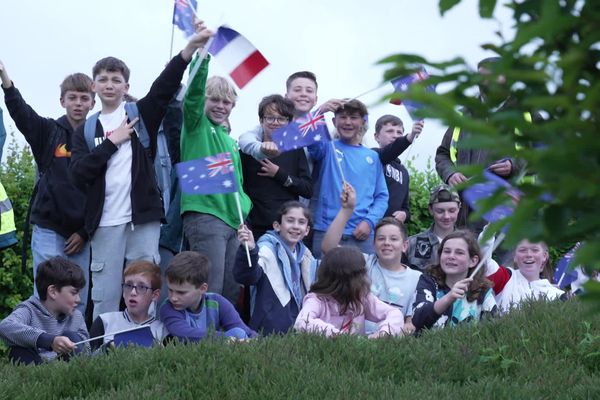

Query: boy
[160,251,256,341]
[0,257,88,365]
[89,260,167,351]
[372,115,424,223]
[70,22,212,318]
[308,99,389,258]
[0,60,94,313]
[179,54,252,305]
[238,71,343,160]
[406,184,460,271]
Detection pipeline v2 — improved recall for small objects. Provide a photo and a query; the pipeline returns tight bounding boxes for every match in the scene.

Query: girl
[486,239,566,312]
[321,183,421,334]
[294,246,405,338]
[233,201,317,335]
[412,231,497,333]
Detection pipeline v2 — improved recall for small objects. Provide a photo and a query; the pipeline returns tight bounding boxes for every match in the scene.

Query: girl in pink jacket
[294,246,404,338]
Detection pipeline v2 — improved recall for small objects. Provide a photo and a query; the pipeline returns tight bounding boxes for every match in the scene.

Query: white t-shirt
[98,102,133,227]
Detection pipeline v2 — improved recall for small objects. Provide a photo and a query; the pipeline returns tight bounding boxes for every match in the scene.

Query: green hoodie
[180,55,251,228]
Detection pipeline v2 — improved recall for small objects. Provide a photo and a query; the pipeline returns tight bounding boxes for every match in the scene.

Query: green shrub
[405,157,440,236]
[0,300,597,399]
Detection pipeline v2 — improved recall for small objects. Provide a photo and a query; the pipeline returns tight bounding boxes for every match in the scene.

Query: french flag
[208,26,269,89]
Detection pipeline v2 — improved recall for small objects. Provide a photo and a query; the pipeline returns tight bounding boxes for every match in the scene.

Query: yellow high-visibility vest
[0,181,17,249]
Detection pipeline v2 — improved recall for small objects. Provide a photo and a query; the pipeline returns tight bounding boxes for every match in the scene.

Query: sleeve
[136,53,190,143]
[182,55,210,132]
[411,274,442,332]
[216,295,257,338]
[233,246,264,286]
[364,161,389,230]
[159,301,209,342]
[238,126,268,160]
[485,259,512,295]
[363,293,404,336]
[376,136,411,164]
[2,85,57,164]
[400,168,410,222]
[0,306,49,349]
[88,316,106,351]
[0,107,6,160]
[162,90,184,165]
[69,124,118,186]
[272,150,313,199]
[435,126,457,183]
[294,294,339,336]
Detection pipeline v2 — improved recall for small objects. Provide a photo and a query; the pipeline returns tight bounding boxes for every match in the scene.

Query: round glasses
[263,116,289,124]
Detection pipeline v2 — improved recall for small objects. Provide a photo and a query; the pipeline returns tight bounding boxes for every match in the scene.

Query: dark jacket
[3,85,87,239]
[70,54,189,237]
[240,148,312,234]
[372,136,411,221]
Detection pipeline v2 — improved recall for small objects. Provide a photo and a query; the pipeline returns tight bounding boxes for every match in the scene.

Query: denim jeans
[31,225,90,315]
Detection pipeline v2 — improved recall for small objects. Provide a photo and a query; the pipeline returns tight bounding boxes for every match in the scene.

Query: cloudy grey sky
[0,0,513,169]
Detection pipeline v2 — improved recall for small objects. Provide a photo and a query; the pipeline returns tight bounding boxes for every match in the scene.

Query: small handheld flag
[172,0,198,38]
[390,67,436,120]
[208,26,269,89]
[462,170,521,225]
[553,243,581,289]
[114,326,155,348]
[271,108,331,153]
[176,152,238,195]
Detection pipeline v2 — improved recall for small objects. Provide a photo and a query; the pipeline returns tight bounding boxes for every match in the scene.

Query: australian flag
[462,170,521,224]
[553,243,581,289]
[172,0,197,38]
[271,108,331,153]
[175,152,238,195]
[390,67,436,120]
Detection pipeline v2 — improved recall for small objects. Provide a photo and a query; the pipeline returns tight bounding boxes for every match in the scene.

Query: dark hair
[275,200,312,227]
[60,73,94,98]
[334,99,368,118]
[285,71,318,91]
[166,251,210,288]
[92,56,130,82]
[374,217,407,242]
[374,114,403,134]
[426,230,493,302]
[35,257,86,301]
[258,94,295,121]
[309,246,370,315]
[124,260,162,290]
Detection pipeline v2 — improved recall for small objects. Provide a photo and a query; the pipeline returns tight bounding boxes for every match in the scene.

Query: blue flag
[114,326,155,348]
[462,170,521,224]
[390,67,436,120]
[172,0,197,38]
[553,243,581,289]
[176,152,238,195]
[271,108,331,153]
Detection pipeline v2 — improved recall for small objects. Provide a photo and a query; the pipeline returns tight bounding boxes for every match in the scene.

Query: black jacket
[70,54,189,237]
[3,84,87,239]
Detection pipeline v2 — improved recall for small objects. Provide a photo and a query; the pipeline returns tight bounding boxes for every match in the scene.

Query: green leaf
[479,0,497,18]
[439,0,461,16]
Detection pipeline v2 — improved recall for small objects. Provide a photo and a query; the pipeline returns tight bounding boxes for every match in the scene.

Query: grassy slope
[0,300,599,400]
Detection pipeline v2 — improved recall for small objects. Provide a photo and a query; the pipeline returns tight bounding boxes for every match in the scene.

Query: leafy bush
[405,157,440,236]
[0,300,597,399]
[0,135,34,318]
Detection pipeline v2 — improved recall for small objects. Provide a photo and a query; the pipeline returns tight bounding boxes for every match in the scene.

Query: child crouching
[160,251,256,341]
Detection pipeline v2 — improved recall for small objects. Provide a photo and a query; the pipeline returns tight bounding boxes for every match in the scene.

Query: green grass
[0,300,599,399]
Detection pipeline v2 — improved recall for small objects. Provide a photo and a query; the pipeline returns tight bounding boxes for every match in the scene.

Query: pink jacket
[294,292,404,337]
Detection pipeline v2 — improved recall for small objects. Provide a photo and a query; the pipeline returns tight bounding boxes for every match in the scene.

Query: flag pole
[73,325,149,346]
[352,82,388,100]
[329,141,346,183]
[469,231,506,279]
[169,23,175,60]
[177,36,215,102]
[234,191,252,267]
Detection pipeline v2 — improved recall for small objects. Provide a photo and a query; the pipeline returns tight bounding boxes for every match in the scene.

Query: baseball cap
[429,184,460,205]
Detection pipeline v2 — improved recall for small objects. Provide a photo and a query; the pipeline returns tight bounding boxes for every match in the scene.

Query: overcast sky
[0,0,513,169]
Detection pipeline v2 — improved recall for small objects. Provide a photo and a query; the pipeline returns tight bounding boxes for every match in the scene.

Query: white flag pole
[234,191,252,267]
[73,325,149,346]
[329,141,346,183]
[177,35,215,102]
[470,231,506,279]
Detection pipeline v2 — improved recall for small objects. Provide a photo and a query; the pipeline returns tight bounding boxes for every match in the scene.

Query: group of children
[0,20,571,365]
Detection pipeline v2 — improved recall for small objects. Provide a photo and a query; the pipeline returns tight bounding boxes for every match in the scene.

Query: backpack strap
[124,102,151,153]
[84,111,101,151]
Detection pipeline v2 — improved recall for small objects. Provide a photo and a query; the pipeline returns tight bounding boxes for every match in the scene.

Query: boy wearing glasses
[240,94,312,239]
[89,261,167,350]
[160,251,256,341]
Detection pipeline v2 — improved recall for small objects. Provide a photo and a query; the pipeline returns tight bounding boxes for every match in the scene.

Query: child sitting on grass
[0,257,88,365]
[160,251,256,341]
[234,201,318,335]
[294,246,405,338]
[89,260,168,351]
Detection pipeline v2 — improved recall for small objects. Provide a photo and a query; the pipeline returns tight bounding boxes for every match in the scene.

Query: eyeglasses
[263,116,289,124]
[122,283,153,295]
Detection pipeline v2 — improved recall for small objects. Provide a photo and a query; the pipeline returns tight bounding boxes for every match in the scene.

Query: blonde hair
[206,76,237,103]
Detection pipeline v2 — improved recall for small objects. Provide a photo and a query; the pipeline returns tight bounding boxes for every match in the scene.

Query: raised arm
[321,183,355,255]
